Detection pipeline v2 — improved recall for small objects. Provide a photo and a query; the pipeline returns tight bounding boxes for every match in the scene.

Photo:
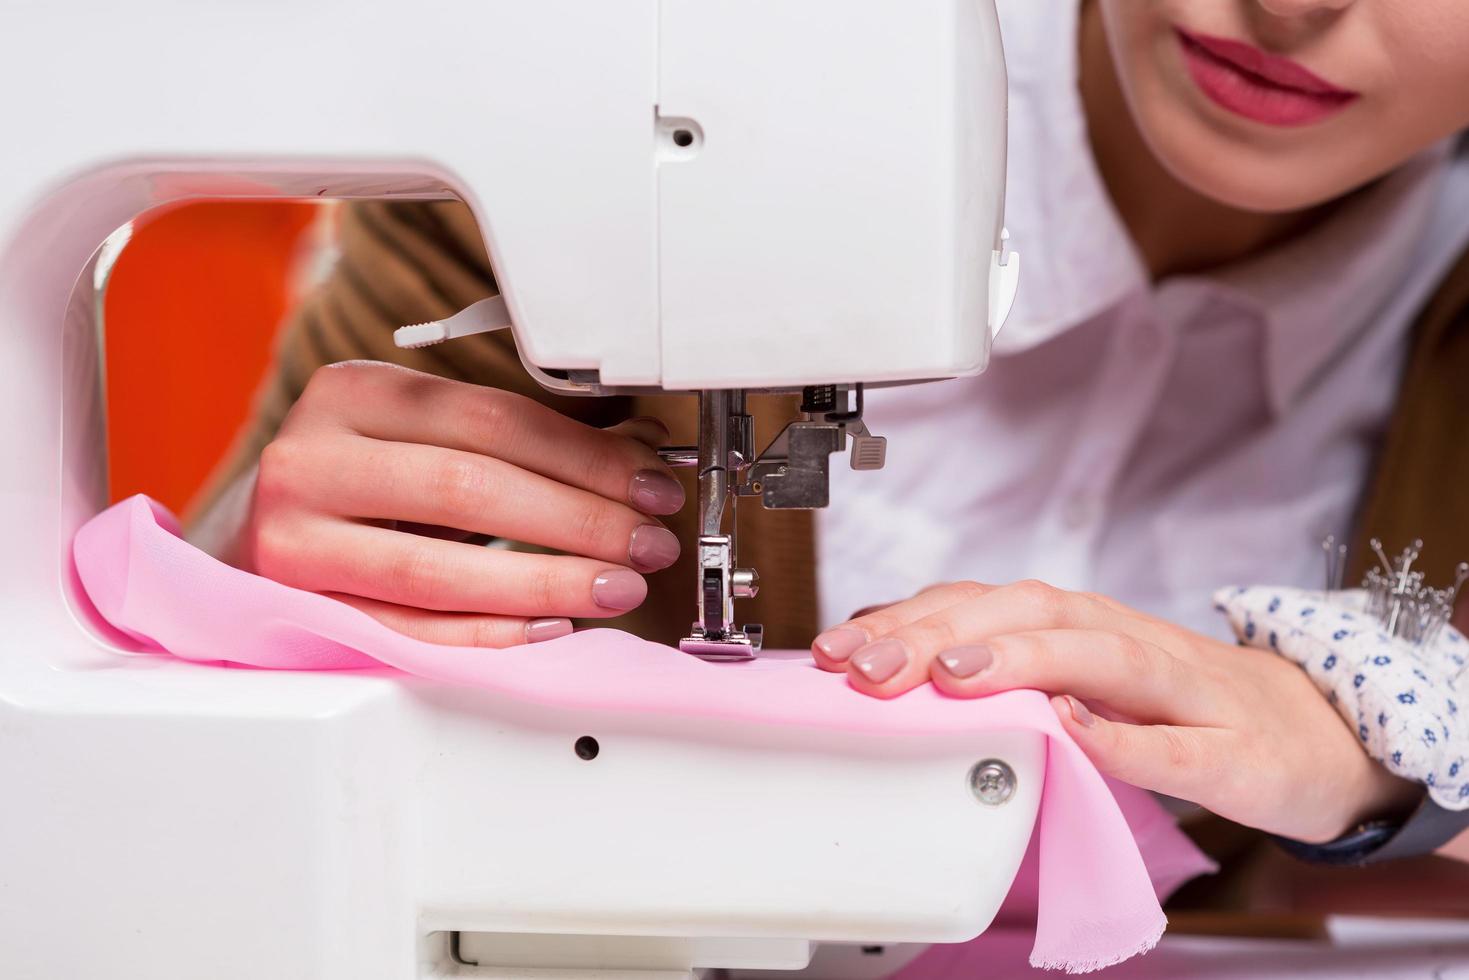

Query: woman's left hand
[811,579,1422,843]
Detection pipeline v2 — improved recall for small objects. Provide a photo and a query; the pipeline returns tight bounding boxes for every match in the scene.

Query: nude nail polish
[628,524,680,572]
[937,644,993,679]
[812,626,868,663]
[629,470,685,515]
[851,639,909,684]
[1067,696,1095,727]
[592,569,647,610]
[525,618,573,644]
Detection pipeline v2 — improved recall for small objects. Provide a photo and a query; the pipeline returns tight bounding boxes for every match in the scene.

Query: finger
[811,581,995,671]
[607,416,672,449]
[917,582,956,595]
[293,362,686,515]
[327,593,572,648]
[928,628,1197,724]
[272,436,680,572]
[846,580,1181,698]
[256,521,648,618]
[1051,695,1235,806]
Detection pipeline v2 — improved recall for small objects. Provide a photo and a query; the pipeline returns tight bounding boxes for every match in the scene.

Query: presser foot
[678,624,763,661]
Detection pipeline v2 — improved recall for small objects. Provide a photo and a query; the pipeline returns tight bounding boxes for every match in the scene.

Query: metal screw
[968,759,1016,806]
[732,567,760,599]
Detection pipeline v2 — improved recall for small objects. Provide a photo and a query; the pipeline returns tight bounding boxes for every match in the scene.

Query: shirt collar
[991,0,1148,356]
[1207,141,1453,418]
[992,0,1453,409]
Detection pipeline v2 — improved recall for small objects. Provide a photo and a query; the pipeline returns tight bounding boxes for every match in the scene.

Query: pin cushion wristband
[1214,540,1469,862]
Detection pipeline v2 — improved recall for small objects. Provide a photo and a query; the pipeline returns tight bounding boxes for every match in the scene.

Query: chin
[1135,102,1365,214]
[1151,139,1336,214]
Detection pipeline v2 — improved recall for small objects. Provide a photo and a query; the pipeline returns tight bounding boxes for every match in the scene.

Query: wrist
[1305,756,1424,845]
[184,464,259,569]
[1348,759,1424,830]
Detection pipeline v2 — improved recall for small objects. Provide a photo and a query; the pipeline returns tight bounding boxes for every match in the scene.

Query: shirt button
[1061,493,1097,530]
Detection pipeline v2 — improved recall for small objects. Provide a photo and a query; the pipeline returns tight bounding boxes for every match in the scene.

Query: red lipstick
[1174,27,1359,127]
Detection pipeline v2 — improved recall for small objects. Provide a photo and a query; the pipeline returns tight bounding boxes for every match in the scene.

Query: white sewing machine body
[0,2,1034,977]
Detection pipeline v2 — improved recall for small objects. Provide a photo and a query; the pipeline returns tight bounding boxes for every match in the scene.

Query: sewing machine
[0,2,1027,977]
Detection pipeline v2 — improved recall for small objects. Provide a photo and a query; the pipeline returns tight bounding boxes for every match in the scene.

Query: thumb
[607,416,672,449]
[1051,695,1224,805]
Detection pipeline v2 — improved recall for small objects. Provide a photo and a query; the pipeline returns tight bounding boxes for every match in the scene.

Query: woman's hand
[812,580,1422,843]
[241,361,685,647]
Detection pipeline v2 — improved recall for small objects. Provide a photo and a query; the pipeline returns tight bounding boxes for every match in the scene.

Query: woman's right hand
[240,360,685,647]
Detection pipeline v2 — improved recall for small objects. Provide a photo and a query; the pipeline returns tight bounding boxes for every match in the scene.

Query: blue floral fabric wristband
[1213,585,1469,812]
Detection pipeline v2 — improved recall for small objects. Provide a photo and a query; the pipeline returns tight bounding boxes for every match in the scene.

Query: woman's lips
[1174,27,1359,127]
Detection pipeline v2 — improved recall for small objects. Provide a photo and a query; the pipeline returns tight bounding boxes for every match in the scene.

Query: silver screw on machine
[968,759,1017,807]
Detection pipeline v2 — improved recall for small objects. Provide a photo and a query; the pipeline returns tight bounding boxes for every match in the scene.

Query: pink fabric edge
[72,496,1214,972]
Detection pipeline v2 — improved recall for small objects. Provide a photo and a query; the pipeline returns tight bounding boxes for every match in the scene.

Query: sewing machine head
[2,0,1018,663]
[385,0,1020,659]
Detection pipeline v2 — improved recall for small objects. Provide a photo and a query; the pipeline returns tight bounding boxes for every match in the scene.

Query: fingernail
[851,639,909,684]
[1066,696,1095,728]
[628,524,680,572]
[629,470,685,515]
[592,569,647,610]
[936,644,993,679]
[525,617,573,644]
[812,626,868,663]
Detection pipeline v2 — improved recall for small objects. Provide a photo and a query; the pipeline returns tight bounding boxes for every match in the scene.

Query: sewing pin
[1322,536,1337,597]
[1370,538,1394,576]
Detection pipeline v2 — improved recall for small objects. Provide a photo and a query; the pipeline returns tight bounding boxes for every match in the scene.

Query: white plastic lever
[988,227,1020,340]
[393,295,512,350]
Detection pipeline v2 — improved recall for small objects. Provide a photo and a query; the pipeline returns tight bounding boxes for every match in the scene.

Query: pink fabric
[73,496,1214,973]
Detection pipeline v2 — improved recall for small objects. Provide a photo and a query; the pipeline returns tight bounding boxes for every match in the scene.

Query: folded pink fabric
[73,496,1213,973]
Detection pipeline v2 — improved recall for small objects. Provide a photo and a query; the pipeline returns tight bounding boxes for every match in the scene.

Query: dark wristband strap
[1274,792,1469,865]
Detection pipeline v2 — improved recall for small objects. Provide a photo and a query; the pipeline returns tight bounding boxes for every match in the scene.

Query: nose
[1250,0,1356,43]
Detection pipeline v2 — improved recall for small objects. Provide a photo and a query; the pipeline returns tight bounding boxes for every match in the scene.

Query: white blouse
[817,0,1469,638]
